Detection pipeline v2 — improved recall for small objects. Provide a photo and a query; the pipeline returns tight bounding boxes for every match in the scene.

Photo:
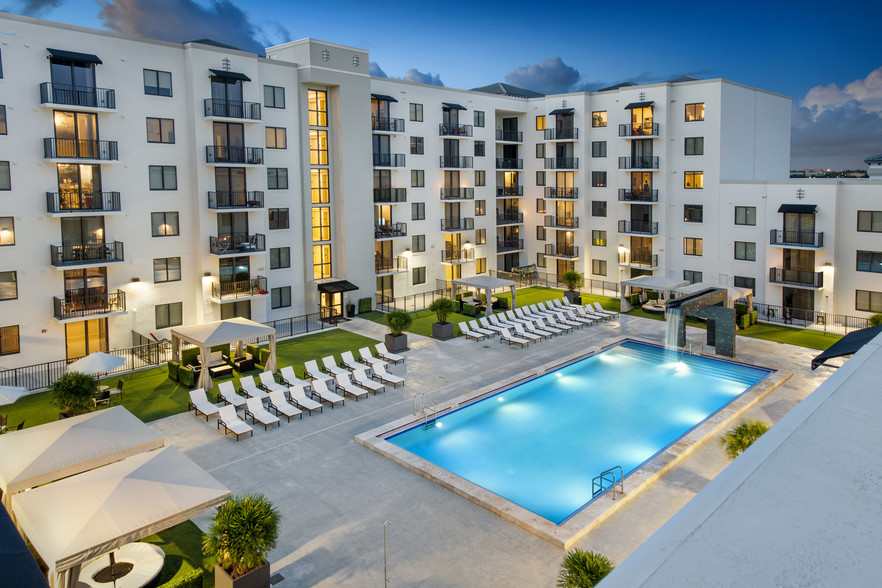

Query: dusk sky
[4,0,880,169]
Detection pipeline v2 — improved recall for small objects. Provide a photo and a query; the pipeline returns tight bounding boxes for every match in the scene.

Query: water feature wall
[664,288,736,358]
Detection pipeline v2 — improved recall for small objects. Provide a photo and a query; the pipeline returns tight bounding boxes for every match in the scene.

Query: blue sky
[5,0,881,169]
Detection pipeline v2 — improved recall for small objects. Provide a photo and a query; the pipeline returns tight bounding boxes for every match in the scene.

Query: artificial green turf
[359,309,476,337]
[142,520,212,587]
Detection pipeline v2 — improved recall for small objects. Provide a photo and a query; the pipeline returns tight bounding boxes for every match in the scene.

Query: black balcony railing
[618,123,659,137]
[50,241,124,266]
[374,222,407,239]
[440,217,474,231]
[497,211,524,225]
[439,156,473,168]
[497,238,524,252]
[618,252,658,268]
[496,185,523,197]
[205,146,264,164]
[372,117,405,132]
[618,156,659,169]
[211,276,268,300]
[544,243,579,258]
[544,187,578,199]
[46,191,121,213]
[439,124,473,137]
[544,128,579,141]
[208,191,265,209]
[440,187,475,200]
[373,188,407,203]
[618,220,659,235]
[40,82,116,109]
[544,215,579,228]
[375,256,408,274]
[209,233,266,254]
[373,153,406,167]
[769,267,824,288]
[203,99,261,120]
[770,230,824,248]
[496,129,523,142]
[53,289,126,320]
[441,248,475,262]
[618,188,659,202]
[544,157,579,169]
[496,158,523,170]
[44,138,118,160]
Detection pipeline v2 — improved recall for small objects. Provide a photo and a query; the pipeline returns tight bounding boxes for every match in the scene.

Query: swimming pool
[388,340,772,524]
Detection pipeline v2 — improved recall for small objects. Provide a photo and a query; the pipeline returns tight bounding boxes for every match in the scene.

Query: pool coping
[355,338,793,549]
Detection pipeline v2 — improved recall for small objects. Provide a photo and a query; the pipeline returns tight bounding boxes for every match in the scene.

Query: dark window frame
[591,141,607,158]
[411,170,424,187]
[146,117,175,144]
[412,266,426,285]
[270,247,291,269]
[0,324,20,356]
[148,165,177,190]
[153,257,181,283]
[410,136,424,155]
[411,202,425,220]
[155,302,183,329]
[857,210,882,232]
[271,286,292,309]
[143,69,173,97]
[0,271,17,301]
[409,103,423,122]
[151,211,180,237]
[267,168,288,190]
[685,102,705,122]
[685,136,704,155]
[734,241,756,261]
[684,237,703,256]
[412,234,426,252]
[856,250,882,273]
[592,171,607,187]
[264,85,285,109]
[265,127,287,149]
[592,259,607,276]
[856,289,882,313]
[268,208,290,230]
[592,201,607,217]
[684,204,703,223]
[735,206,757,226]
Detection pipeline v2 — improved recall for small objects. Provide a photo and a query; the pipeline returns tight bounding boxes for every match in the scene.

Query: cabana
[620,275,689,312]
[170,317,277,389]
[452,275,517,317]
[811,325,882,370]
[675,282,754,309]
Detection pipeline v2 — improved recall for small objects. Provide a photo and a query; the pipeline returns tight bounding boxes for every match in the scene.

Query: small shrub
[178,366,196,388]
[869,313,882,327]
[628,294,640,306]
[463,303,476,316]
[358,297,372,313]
[750,310,758,325]
[647,290,659,301]
[557,549,614,588]
[167,360,180,383]
[181,347,200,366]
[739,314,750,330]
[385,310,413,336]
[246,343,259,358]
[497,297,509,310]
[561,270,584,292]
[734,302,749,316]
[429,297,456,324]
[164,568,203,588]
[258,348,270,366]
[719,419,770,460]
[49,372,97,416]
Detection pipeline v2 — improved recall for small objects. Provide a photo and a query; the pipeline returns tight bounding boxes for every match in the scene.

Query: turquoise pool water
[388,341,771,524]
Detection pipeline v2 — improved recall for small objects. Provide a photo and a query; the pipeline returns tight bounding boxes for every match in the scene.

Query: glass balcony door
[442,107,459,126]
[63,267,107,310]
[54,111,99,158]
[57,163,102,210]
[65,318,107,360]
[219,256,250,283]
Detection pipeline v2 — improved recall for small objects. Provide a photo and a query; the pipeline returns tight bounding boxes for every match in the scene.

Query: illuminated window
[684,237,703,256]
[0,217,14,245]
[312,207,331,241]
[685,103,705,122]
[151,212,179,236]
[146,117,175,143]
[684,171,703,189]
[536,199,546,214]
[536,115,545,131]
[475,200,486,216]
[313,244,332,279]
[592,111,607,127]
[310,168,329,203]
[591,230,607,246]
[309,130,328,165]
[0,325,20,355]
[266,127,287,149]
[308,89,327,126]
[476,257,486,274]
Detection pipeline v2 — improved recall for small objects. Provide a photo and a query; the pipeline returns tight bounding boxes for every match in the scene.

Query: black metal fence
[488,270,620,298]
[264,311,326,338]
[753,302,869,334]
[377,288,450,313]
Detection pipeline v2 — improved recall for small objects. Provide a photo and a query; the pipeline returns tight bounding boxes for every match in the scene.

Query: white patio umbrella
[0,385,30,405]
[66,352,126,376]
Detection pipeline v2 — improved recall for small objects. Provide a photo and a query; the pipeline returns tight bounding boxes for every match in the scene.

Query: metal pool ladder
[413,392,437,429]
[592,466,624,500]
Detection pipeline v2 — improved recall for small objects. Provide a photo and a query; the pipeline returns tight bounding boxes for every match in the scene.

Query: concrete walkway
[149,314,833,587]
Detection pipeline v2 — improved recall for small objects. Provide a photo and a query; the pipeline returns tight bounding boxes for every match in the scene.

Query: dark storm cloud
[505,56,580,95]
[10,0,63,16]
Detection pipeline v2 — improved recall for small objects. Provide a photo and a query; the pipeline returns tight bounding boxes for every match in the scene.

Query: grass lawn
[142,521,212,587]
[360,309,477,338]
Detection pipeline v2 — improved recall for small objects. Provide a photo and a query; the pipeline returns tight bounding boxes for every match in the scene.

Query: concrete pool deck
[149,313,835,586]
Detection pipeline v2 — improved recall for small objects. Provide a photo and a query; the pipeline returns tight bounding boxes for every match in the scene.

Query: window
[684,171,703,189]
[685,137,704,155]
[856,290,882,312]
[683,270,703,284]
[592,171,607,187]
[473,170,484,186]
[410,137,424,154]
[0,325,20,356]
[310,169,329,202]
[0,217,14,246]
[536,199,546,213]
[475,228,486,245]
[221,301,250,320]
[592,111,607,127]
[537,252,546,268]
[474,141,485,157]
[475,200,486,216]
[311,207,330,241]
[734,241,756,261]
[409,103,423,122]
[0,271,17,300]
[264,85,285,109]
[266,127,287,149]
[155,302,183,329]
[308,89,328,126]
[684,237,703,256]
[735,206,756,226]
[412,234,425,252]
[536,171,546,186]
[0,105,6,135]
[153,257,181,283]
[857,211,882,232]
[412,202,425,220]
[474,110,485,127]
[411,170,424,187]
[857,250,882,273]
[0,162,9,190]
[685,102,705,122]
[269,208,289,230]
[267,168,288,190]
[151,212,179,236]
[536,115,545,131]
[270,247,290,269]
[146,117,174,143]
[309,130,328,165]
[592,201,607,217]
[143,69,172,97]
[476,257,487,274]
[313,244,332,279]
[592,259,607,276]
[591,141,607,158]
[537,226,546,241]
[684,204,703,223]
[148,166,176,190]
[733,276,756,295]
[271,286,291,309]
[536,144,546,158]
[412,266,426,285]
[591,230,607,246]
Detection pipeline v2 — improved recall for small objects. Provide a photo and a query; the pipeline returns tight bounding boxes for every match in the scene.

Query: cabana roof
[675,282,753,301]
[452,275,515,290]
[621,275,690,291]
[170,317,273,347]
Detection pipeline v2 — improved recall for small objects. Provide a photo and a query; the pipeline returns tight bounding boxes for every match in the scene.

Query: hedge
[750,310,758,325]
[496,297,509,310]
[647,290,659,301]
[462,303,476,316]
[739,314,751,330]
[167,361,180,382]
[178,365,196,388]
[258,348,270,366]
[358,297,372,313]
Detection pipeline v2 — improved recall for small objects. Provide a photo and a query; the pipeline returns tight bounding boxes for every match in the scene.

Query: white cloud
[800,66,882,117]
[505,56,580,94]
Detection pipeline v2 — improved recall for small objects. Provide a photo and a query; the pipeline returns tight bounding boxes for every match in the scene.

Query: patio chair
[279,366,312,392]
[358,347,388,371]
[219,381,248,409]
[217,405,253,441]
[289,384,323,414]
[109,379,124,401]
[372,363,405,388]
[92,389,111,408]
[559,307,595,326]
[352,368,385,394]
[498,327,529,348]
[375,342,404,365]
[268,390,302,422]
[570,304,606,322]
[530,314,564,336]
[478,316,506,334]
[514,315,554,339]
[593,302,619,318]
[188,388,219,420]
[239,376,269,401]
[538,302,582,328]
[341,351,365,372]
[311,379,345,408]
[458,321,488,341]
[334,373,369,401]
[321,355,350,378]
[468,319,496,337]
[529,305,574,332]
[245,397,280,430]
[258,371,288,394]
[304,360,334,383]
[511,322,543,342]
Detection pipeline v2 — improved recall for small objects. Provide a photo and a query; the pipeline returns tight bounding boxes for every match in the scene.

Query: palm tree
[203,493,280,579]
[719,419,770,460]
[557,549,614,588]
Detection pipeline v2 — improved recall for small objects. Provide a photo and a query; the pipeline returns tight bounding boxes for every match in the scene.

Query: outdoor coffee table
[209,364,233,378]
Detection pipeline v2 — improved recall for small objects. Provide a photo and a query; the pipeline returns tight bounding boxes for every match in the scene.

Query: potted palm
[557,549,614,587]
[429,297,456,340]
[719,419,770,460]
[560,270,584,304]
[384,310,413,353]
[49,372,97,418]
[204,493,280,588]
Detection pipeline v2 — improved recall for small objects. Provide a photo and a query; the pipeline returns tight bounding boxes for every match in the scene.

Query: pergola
[674,282,754,309]
[452,275,517,317]
[170,317,277,389]
[620,275,689,311]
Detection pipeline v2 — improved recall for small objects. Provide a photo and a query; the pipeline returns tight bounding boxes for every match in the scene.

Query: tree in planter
[428,297,457,340]
[560,270,584,303]
[557,549,614,587]
[49,372,97,417]
[719,419,770,460]
[870,313,882,327]
[384,310,413,353]
[203,493,280,580]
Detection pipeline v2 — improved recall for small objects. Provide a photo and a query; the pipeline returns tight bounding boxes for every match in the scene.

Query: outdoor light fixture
[203,272,212,277]
[130,277,140,282]
[618,244,626,253]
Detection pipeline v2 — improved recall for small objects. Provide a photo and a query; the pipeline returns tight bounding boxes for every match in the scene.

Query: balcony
[544,128,579,141]
[372,117,405,133]
[374,222,407,239]
[618,220,659,235]
[544,158,579,170]
[497,185,523,197]
[373,188,407,203]
[209,233,266,255]
[769,267,824,289]
[496,158,523,170]
[210,276,268,302]
[203,99,261,121]
[439,124,473,137]
[497,238,524,253]
[53,289,126,321]
[50,241,124,267]
[440,156,473,168]
[440,187,474,200]
[496,211,524,225]
[618,252,658,268]
[618,123,659,137]
[44,139,118,161]
[496,129,522,142]
[205,146,264,165]
[544,216,579,229]
[544,244,579,259]
[40,83,116,110]
[769,230,824,248]
[375,256,408,275]
[208,191,265,210]
[618,188,659,203]
[373,153,406,167]
[441,248,475,263]
[46,192,121,215]
[544,187,578,199]
[618,156,659,170]
[440,217,474,231]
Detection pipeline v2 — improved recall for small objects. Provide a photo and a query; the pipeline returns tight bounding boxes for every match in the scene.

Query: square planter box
[564,291,581,304]
[215,562,270,588]
[432,322,455,341]
[385,333,409,352]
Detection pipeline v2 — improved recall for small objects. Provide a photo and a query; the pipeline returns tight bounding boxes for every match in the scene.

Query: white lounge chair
[304,360,334,383]
[593,302,619,318]
[289,384,322,414]
[352,368,384,394]
[219,381,247,409]
[459,321,488,341]
[217,405,253,441]
[478,316,506,334]
[268,390,302,422]
[188,388,218,420]
[511,322,542,342]
[375,342,404,365]
[340,351,365,372]
[528,304,573,332]
[560,307,595,326]
[570,304,605,322]
[373,363,404,388]
[321,355,350,378]
[259,371,288,393]
[334,373,369,401]
[311,379,345,408]
[279,365,312,391]
[531,314,564,336]
[516,309,562,336]
[358,347,388,371]
[239,376,269,401]
[245,397,280,430]
[498,327,529,347]
[539,302,582,328]
[468,319,496,337]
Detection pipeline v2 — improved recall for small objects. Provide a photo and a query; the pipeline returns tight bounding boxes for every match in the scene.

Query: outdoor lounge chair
[352,368,385,394]
[304,360,334,383]
[311,379,345,408]
[468,320,496,337]
[375,342,405,365]
[259,371,288,394]
[188,388,219,420]
[512,314,554,338]
[539,302,582,328]
[530,305,574,332]
[531,315,564,336]
[289,384,322,414]
[372,363,405,388]
[516,309,562,336]
[268,390,302,422]
[239,376,269,401]
[593,302,619,318]
[478,316,506,334]
[559,307,595,326]
[511,322,543,342]
[217,405,253,441]
[279,366,312,391]
[458,322,488,341]
[245,397,280,430]
[334,373,369,401]
[498,327,529,347]
[487,314,517,330]
[219,381,248,409]
[569,303,605,322]
[341,351,365,372]
[358,347,388,371]
[321,355,350,378]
